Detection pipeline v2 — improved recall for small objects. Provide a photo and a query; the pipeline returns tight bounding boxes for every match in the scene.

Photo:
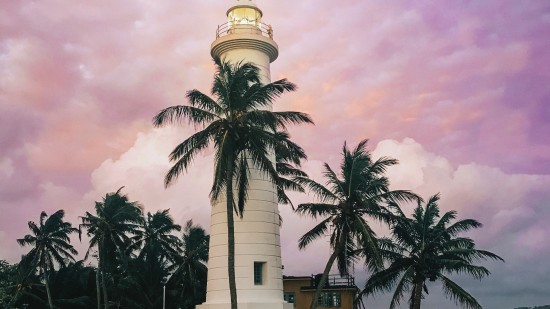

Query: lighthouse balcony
[216,21,274,39]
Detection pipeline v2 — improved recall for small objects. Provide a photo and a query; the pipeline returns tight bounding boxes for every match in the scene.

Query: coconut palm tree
[80,188,143,309]
[295,140,418,309]
[360,194,504,309]
[170,220,209,309]
[17,210,79,309]
[128,209,182,264]
[153,58,313,309]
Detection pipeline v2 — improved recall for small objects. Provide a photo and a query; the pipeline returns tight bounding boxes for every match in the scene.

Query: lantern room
[227,0,263,28]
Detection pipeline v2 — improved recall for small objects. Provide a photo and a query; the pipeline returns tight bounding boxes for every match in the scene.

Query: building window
[284,292,295,304]
[254,262,265,285]
[317,292,341,307]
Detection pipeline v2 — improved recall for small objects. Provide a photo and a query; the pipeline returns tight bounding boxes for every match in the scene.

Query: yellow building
[283,274,358,309]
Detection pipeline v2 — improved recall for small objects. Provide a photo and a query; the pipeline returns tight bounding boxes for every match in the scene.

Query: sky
[1,0,549,308]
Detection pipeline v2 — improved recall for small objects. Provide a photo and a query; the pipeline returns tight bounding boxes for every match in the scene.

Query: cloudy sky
[1,0,549,308]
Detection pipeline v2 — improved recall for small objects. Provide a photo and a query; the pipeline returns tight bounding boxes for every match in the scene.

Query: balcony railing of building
[215,21,274,39]
[310,274,356,288]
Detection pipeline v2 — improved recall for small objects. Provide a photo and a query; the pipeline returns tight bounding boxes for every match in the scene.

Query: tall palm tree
[153,58,313,309]
[295,140,418,309]
[80,188,143,309]
[360,194,504,309]
[171,220,209,309]
[128,209,182,264]
[17,210,78,309]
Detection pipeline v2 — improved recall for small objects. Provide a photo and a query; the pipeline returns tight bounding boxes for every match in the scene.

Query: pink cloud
[1,1,549,307]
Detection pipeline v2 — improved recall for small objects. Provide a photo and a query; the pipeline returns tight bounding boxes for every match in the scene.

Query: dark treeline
[0,189,209,309]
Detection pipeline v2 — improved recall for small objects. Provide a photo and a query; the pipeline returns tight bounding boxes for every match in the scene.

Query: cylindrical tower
[197,2,291,309]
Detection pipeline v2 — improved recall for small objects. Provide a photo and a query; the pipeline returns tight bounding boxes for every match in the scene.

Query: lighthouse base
[197,301,293,309]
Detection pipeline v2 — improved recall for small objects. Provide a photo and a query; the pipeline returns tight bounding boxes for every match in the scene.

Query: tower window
[254,261,265,285]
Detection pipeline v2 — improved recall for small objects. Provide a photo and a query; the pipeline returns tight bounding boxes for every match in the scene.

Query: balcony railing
[310,274,356,288]
[215,21,274,39]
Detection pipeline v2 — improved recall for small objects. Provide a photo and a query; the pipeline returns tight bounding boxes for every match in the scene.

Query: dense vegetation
[1,189,209,309]
[0,60,503,309]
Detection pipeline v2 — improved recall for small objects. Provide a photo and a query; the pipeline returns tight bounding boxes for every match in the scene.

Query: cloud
[1,1,550,307]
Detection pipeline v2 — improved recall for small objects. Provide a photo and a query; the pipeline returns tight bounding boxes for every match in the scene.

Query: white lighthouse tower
[197,2,292,309]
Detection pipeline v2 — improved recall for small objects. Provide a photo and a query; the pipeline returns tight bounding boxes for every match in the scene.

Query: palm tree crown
[128,209,182,264]
[295,139,418,309]
[17,210,78,309]
[153,58,313,212]
[361,194,504,309]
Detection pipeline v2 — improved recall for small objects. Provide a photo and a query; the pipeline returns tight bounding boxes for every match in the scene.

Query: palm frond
[153,105,218,128]
[298,218,332,249]
[294,176,338,203]
[439,275,482,309]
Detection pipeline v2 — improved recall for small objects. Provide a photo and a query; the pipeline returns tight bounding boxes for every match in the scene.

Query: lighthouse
[197,1,292,309]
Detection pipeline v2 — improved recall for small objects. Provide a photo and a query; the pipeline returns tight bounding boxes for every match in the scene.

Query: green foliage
[296,140,418,309]
[171,220,209,309]
[8,202,209,309]
[80,187,143,309]
[274,130,309,208]
[128,209,182,264]
[48,261,97,309]
[0,260,17,307]
[361,194,504,309]
[17,210,79,309]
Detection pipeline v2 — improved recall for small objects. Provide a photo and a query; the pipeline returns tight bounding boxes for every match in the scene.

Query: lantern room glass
[228,7,262,28]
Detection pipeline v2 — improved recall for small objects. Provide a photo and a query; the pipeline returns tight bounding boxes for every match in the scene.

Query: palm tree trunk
[96,266,101,309]
[99,240,109,309]
[411,276,423,309]
[101,269,109,309]
[45,271,54,309]
[310,235,345,309]
[226,159,238,309]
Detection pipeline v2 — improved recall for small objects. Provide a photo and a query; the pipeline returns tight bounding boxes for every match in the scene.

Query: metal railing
[215,21,274,39]
[310,274,356,288]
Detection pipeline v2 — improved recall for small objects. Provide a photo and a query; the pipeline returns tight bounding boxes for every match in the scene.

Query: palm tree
[171,220,209,309]
[295,140,418,309]
[360,194,504,309]
[80,188,143,309]
[153,58,313,309]
[128,209,182,264]
[17,210,79,309]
